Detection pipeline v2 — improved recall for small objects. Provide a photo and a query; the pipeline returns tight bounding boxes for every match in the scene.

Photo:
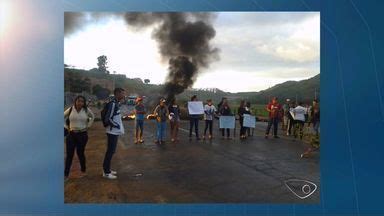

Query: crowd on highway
[64,88,320,180]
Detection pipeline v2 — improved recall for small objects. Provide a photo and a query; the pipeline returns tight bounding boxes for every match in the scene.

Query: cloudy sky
[64,12,319,93]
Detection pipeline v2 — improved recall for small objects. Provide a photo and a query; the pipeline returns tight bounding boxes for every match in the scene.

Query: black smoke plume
[124,12,219,103]
[65,12,219,103]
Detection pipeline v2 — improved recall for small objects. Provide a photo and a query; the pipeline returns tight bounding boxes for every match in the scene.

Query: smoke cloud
[65,12,220,103]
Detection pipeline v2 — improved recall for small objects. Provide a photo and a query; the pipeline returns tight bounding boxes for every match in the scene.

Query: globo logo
[284,179,317,199]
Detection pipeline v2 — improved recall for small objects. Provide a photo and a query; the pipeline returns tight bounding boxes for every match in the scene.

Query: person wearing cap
[282,99,291,130]
[134,97,146,144]
[154,98,169,145]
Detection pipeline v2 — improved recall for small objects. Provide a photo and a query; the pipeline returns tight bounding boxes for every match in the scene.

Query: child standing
[134,97,146,144]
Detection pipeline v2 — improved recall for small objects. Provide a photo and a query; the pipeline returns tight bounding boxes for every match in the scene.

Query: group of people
[265,97,320,140]
[64,88,320,180]
[152,95,254,144]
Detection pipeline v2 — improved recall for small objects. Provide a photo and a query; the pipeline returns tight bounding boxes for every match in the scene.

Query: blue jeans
[156,121,166,141]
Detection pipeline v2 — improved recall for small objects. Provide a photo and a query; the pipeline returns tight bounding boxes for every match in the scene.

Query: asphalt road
[64,119,319,203]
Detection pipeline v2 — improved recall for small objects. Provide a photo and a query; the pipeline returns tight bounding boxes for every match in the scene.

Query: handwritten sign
[188,101,204,115]
[243,114,256,128]
[219,116,236,129]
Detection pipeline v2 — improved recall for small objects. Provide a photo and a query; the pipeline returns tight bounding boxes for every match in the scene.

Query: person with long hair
[238,100,247,139]
[219,100,232,139]
[64,95,94,180]
[168,98,181,143]
[203,99,217,140]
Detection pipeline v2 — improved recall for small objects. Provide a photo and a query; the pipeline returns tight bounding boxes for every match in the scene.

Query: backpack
[100,101,118,127]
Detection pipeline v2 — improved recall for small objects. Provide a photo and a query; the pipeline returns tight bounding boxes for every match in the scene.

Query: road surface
[64,119,319,203]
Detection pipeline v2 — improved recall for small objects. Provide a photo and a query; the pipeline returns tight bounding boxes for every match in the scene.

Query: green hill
[64,66,319,107]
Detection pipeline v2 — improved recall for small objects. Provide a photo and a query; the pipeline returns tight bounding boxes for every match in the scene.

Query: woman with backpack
[64,95,94,180]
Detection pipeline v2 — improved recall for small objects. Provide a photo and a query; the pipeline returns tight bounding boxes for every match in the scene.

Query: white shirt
[204,104,217,120]
[64,106,94,131]
[293,106,306,122]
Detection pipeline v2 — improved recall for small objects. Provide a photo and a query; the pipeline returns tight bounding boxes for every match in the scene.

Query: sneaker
[103,173,117,179]
[110,170,117,175]
[134,140,138,144]
[208,135,212,139]
[139,139,144,143]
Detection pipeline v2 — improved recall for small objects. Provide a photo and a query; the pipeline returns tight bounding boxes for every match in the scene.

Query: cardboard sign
[243,114,256,128]
[219,116,236,129]
[188,101,204,115]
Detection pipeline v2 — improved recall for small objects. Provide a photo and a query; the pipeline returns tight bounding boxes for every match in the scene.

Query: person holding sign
[203,99,217,140]
[245,101,253,137]
[188,95,202,140]
[238,100,247,139]
[219,100,233,139]
[265,97,282,139]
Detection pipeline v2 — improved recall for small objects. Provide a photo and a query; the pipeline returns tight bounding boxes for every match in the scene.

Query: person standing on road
[282,99,291,130]
[133,97,146,144]
[154,98,169,145]
[311,99,320,136]
[238,100,247,139]
[265,97,282,139]
[286,102,295,136]
[203,99,217,140]
[292,102,306,140]
[64,95,95,181]
[168,98,181,143]
[245,101,253,137]
[188,95,201,140]
[102,88,126,180]
[219,100,232,139]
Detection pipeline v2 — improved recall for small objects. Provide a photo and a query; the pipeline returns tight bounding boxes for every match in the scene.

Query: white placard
[188,101,204,115]
[219,116,236,129]
[243,114,256,128]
